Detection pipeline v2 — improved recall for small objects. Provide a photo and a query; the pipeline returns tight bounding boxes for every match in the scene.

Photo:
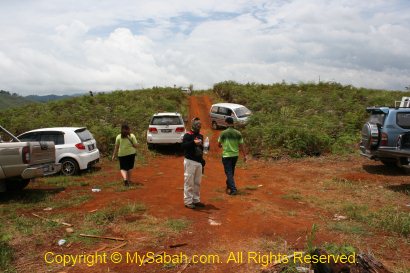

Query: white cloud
[0,0,409,95]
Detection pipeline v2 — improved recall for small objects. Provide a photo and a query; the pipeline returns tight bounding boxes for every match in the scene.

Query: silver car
[210,103,252,129]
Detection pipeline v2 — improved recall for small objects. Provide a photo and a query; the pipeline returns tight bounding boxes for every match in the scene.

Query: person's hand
[111,155,115,161]
[194,138,202,146]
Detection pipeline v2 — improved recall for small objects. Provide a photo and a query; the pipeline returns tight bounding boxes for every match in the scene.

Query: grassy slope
[213,81,410,158]
[0,88,188,155]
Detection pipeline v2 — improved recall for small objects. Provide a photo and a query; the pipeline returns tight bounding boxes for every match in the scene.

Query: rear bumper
[21,163,61,179]
[359,145,410,159]
[77,149,100,170]
[147,135,184,144]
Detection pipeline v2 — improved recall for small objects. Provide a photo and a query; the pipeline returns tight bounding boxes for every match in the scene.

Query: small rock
[43,207,53,211]
[57,239,66,246]
[65,228,74,233]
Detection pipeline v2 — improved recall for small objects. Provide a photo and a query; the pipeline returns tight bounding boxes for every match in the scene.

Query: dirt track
[14,95,410,273]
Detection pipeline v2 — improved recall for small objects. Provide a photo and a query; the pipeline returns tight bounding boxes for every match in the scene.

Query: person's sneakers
[185,204,195,209]
[229,190,237,196]
[124,180,130,187]
[193,202,205,207]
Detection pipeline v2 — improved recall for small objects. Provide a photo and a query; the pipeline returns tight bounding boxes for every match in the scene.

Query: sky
[0,0,409,95]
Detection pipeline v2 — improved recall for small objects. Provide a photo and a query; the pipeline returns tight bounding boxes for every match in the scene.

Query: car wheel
[60,158,79,176]
[361,122,380,150]
[5,179,30,191]
[212,121,219,130]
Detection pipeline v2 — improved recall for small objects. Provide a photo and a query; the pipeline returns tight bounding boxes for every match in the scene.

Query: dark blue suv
[360,98,410,168]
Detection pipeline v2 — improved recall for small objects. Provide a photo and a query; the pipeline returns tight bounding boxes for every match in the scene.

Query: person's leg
[230,156,238,193]
[192,162,203,205]
[222,157,236,193]
[183,159,195,207]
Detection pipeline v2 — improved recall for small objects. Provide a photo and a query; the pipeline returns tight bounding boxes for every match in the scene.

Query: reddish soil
[15,95,410,273]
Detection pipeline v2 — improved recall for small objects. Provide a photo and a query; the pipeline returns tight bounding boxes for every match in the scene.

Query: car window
[211,106,218,113]
[234,107,252,118]
[368,114,385,125]
[40,133,64,145]
[18,132,38,142]
[218,107,230,115]
[397,113,410,129]
[151,116,183,125]
[75,128,93,141]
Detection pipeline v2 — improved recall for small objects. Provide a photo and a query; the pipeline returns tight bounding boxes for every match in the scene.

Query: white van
[209,103,252,129]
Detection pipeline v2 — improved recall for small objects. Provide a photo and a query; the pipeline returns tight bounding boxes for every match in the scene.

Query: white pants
[184,158,202,205]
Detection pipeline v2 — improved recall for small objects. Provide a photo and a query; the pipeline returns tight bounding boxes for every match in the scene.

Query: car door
[217,107,231,127]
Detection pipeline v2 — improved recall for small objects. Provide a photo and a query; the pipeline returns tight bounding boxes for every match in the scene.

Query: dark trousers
[222,156,238,192]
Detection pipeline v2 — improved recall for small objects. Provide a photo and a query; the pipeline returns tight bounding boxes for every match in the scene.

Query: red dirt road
[17,95,410,273]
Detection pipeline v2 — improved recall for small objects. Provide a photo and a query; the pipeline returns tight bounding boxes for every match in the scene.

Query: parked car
[18,127,100,175]
[146,112,186,148]
[360,97,410,168]
[0,125,61,191]
[210,103,252,129]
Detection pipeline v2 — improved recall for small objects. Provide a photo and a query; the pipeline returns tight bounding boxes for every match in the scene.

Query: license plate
[161,129,172,133]
[88,144,95,150]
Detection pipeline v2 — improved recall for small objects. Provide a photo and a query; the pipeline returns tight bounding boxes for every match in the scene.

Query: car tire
[5,179,30,191]
[361,122,380,150]
[60,158,79,176]
[212,121,219,130]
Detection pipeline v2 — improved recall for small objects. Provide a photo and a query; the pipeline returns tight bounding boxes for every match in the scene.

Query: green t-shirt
[218,127,243,158]
[115,134,137,157]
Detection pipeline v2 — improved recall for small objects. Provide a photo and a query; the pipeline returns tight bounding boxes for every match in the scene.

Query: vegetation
[0,90,35,110]
[213,81,410,158]
[0,88,187,155]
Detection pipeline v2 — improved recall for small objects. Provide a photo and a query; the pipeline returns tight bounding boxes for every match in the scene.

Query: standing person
[218,117,247,195]
[112,124,138,186]
[181,117,206,209]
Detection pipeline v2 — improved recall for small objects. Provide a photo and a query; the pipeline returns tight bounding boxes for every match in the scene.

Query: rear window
[75,129,93,141]
[368,114,385,125]
[397,113,410,129]
[151,116,183,125]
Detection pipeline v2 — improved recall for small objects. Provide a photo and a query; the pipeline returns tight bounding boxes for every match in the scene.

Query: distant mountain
[0,90,36,110]
[25,94,83,102]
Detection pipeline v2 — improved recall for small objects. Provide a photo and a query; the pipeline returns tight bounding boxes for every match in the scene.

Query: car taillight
[149,128,158,134]
[75,143,86,150]
[175,127,185,133]
[22,146,30,164]
[380,132,388,146]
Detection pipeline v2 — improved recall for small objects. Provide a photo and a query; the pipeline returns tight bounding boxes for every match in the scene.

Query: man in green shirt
[218,117,247,195]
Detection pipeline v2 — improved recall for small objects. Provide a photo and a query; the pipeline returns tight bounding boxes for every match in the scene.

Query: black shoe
[124,180,130,187]
[193,202,205,207]
[229,191,237,196]
[185,204,195,209]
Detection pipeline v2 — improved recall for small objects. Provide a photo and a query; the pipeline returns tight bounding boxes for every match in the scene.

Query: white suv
[146,112,186,148]
[18,127,100,175]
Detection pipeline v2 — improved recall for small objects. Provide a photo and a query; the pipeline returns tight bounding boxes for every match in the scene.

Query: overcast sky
[0,0,409,95]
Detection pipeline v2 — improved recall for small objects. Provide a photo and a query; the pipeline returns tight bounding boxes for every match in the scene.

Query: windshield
[234,107,252,118]
[151,116,183,125]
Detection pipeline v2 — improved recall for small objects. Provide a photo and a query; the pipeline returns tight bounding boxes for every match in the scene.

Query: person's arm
[239,143,247,162]
[130,134,138,149]
[112,143,119,161]
[181,134,194,149]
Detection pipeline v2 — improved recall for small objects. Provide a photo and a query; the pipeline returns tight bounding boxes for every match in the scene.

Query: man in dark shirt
[181,117,206,209]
